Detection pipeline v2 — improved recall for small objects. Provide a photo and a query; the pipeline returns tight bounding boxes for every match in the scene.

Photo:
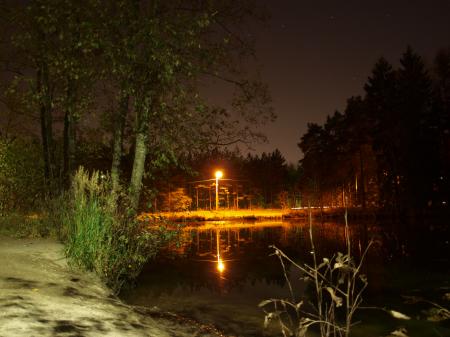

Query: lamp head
[215,170,223,179]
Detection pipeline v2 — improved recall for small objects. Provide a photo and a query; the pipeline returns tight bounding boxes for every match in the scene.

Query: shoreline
[0,236,228,337]
[139,207,450,223]
[138,207,378,222]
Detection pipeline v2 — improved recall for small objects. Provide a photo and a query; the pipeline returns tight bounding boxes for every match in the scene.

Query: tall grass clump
[260,211,372,337]
[63,167,174,293]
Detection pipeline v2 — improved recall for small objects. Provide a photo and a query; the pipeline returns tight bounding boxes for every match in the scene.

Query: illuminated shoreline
[138,207,377,222]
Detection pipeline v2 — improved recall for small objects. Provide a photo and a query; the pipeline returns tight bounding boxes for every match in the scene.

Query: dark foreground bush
[0,136,44,215]
[62,167,175,293]
[0,213,53,238]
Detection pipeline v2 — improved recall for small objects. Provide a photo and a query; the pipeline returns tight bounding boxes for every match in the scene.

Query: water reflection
[131,221,384,298]
[216,230,226,274]
[122,220,449,337]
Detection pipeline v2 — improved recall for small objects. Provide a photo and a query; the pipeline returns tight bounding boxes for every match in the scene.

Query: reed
[260,209,372,337]
[62,167,174,293]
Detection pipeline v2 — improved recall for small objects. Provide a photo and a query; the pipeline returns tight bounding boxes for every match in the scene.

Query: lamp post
[215,170,223,210]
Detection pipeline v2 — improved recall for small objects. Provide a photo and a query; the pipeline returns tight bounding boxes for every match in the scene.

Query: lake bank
[140,207,450,223]
[0,236,228,337]
[139,207,378,222]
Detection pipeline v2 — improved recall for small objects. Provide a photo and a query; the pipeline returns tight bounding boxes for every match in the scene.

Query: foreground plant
[62,167,175,293]
[260,211,372,337]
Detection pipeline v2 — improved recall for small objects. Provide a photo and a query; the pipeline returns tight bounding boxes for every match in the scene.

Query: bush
[0,212,53,238]
[63,167,175,293]
[160,188,192,211]
[0,137,44,214]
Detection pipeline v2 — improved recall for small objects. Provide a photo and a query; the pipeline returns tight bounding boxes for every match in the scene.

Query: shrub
[63,167,175,293]
[160,188,192,211]
[0,212,53,238]
[0,136,44,214]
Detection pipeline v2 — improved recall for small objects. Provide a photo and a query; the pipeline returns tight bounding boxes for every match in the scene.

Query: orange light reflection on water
[217,258,225,273]
[162,221,352,279]
[216,229,225,273]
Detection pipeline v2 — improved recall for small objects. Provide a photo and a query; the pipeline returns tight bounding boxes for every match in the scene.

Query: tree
[298,123,327,206]
[431,48,450,206]
[2,0,274,211]
[5,0,100,189]
[96,1,273,210]
[364,57,400,210]
[396,47,432,210]
[342,96,377,208]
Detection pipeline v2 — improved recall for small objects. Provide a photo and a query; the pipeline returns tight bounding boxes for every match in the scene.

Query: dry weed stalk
[260,210,372,337]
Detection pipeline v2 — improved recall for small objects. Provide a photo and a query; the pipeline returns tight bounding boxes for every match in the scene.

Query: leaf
[298,317,312,337]
[443,293,450,301]
[325,287,343,307]
[258,299,273,308]
[359,274,368,284]
[334,262,344,270]
[263,311,281,328]
[388,328,409,337]
[388,310,411,320]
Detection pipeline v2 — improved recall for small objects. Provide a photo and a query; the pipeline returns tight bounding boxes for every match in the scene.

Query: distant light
[217,258,225,273]
[215,170,223,179]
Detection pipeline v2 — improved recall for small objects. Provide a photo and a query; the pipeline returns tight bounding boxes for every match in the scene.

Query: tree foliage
[1,0,274,210]
[297,47,450,214]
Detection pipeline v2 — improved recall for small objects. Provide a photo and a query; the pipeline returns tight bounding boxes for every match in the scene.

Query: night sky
[237,0,450,163]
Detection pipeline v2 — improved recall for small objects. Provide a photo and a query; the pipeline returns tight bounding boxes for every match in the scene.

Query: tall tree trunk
[63,79,76,185]
[111,92,129,193]
[129,131,148,210]
[129,100,149,211]
[37,62,54,190]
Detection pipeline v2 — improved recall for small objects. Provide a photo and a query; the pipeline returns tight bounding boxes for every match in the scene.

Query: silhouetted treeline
[298,47,450,215]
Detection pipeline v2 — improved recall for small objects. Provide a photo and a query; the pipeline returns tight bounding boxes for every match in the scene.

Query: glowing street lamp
[215,170,223,210]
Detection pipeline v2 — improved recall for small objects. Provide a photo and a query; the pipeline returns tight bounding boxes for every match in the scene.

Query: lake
[121,219,450,337]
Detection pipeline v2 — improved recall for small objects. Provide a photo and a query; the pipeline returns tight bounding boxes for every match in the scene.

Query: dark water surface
[121,220,450,337]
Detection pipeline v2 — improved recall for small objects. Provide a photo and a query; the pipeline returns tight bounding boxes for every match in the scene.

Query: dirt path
[0,237,226,337]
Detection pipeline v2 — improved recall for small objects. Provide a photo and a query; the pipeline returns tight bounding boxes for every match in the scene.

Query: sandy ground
[0,237,227,337]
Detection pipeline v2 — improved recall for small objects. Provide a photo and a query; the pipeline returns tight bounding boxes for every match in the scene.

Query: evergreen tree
[364,57,400,210]
[397,47,432,210]
[431,48,450,207]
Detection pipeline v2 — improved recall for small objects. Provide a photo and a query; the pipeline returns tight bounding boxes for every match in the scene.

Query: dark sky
[244,0,450,163]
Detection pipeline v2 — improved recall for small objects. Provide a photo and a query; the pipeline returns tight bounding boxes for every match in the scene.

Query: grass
[61,168,176,293]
